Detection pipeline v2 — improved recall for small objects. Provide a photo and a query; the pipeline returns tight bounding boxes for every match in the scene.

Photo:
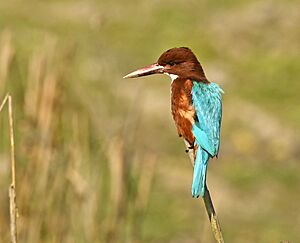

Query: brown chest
[171,78,195,145]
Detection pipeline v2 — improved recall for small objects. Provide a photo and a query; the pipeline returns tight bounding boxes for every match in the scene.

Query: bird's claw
[185,145,194,153]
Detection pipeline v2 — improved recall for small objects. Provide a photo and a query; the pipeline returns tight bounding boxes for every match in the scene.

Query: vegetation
[0,0,299,242]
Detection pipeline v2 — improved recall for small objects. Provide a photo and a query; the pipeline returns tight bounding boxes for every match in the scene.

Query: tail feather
[191,148,209,198]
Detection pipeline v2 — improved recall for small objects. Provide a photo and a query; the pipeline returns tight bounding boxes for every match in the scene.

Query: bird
[123,47,224,198]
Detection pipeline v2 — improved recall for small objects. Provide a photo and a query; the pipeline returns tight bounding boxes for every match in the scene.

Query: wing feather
[191,82,223,157]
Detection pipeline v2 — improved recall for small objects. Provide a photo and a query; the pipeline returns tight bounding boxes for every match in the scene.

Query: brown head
[123,47,208,82]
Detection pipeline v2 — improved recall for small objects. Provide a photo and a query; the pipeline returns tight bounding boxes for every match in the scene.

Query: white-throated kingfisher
[124,47,224,198]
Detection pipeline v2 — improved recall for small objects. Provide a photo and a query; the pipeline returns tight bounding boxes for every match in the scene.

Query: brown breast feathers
[171,78,196,146]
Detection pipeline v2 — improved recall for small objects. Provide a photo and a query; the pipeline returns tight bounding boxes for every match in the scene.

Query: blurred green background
[0,0,299,242]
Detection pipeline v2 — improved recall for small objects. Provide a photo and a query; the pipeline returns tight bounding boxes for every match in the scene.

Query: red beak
[123,63,164,79]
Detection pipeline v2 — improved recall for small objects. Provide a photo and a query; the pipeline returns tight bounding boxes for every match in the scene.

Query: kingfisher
[124,47,223,198]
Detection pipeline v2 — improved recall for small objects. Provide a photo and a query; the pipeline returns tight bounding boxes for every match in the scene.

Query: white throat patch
[165,73,179,82]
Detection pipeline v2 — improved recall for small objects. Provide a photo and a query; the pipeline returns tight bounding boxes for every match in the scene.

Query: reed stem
[1,94,18,243]
[184,140,224,243]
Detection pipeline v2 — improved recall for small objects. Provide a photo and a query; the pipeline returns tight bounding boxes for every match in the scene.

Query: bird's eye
[168,62,175,66]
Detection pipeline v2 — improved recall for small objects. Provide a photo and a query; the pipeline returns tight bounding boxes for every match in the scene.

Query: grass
[0,0,300,242]
[0,94,18,243]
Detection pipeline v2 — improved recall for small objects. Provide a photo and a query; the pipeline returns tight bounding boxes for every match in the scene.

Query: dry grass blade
[106,138,126,242]
[0,94,18,243]
[0,93,9,112]
[184,140,224,243]
[0,30,14,96]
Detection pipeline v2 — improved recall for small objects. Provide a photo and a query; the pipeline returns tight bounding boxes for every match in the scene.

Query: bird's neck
[170,72,209,84]
[182,61,209,83]
[165,73,179,82]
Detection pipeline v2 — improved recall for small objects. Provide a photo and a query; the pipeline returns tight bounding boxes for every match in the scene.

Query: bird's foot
[185,145,194,153]
[185,145,195,153]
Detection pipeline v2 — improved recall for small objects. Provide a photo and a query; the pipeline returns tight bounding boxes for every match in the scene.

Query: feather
[191,81,223,197]
[192,124,214,156]
[192,148,209,197]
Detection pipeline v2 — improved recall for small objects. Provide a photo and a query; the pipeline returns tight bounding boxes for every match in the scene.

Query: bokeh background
[0,0,299,242]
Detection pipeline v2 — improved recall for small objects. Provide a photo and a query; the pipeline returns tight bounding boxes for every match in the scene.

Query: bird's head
[123,47,208,82]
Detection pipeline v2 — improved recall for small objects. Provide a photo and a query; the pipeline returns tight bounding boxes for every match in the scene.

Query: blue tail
[191,148,209,198]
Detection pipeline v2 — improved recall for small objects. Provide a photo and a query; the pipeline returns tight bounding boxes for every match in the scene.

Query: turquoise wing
[192,82,223,156]
[191,82,223,197]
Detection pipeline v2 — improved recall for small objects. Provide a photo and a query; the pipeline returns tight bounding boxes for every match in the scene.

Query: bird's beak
[123,63,164,79]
